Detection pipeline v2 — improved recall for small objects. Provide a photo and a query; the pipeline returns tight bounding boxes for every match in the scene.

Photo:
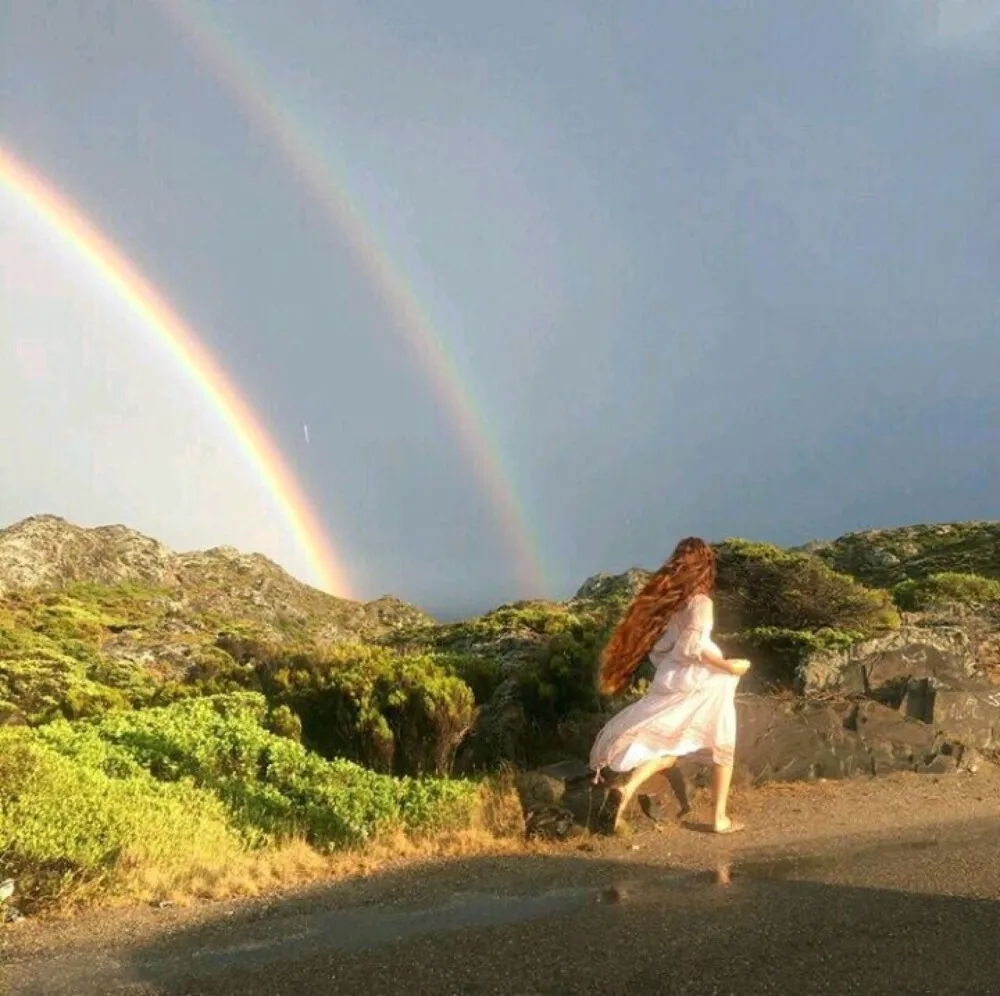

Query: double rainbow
[154,1,549,598]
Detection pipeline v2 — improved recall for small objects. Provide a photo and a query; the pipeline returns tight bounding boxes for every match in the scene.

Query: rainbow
[0,143,353,597]
[154,1,549,599]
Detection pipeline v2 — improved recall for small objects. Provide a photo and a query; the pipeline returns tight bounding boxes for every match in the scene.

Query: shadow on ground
[9,824,1000,996]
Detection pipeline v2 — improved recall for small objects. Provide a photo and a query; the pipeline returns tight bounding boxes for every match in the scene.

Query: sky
[2,0,998,618]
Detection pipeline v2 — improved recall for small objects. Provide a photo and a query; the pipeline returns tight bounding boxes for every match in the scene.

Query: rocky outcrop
[796,624,984,698]
[901,677,1000,754]
[0,516,177,592]
[804,521,1000,587]
[794,607,1000,757]
[0,516,432,644]
[731,695,965,784]
[572,569,651,604]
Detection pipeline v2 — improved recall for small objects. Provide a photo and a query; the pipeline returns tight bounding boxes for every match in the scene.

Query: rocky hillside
[0,515,431,645]
[801,521,1000,587]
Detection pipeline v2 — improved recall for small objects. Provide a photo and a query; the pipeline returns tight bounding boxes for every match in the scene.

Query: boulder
[796,626,982,699]
[524,807,580,840]
[454,679,528,772]
[728,695,961,784]
[572,569,651,604]
[516,759,595,832]
[902,677,1000,753]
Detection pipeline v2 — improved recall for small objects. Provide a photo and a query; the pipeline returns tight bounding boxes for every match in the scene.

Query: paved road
[7,818,1000,996]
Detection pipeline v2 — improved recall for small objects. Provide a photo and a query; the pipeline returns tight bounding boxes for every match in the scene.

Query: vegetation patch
[891,572,1000,612]
[721,626,864,686]
[0,694,480,911]
[807,522,1000,587]
[714,539,899,635]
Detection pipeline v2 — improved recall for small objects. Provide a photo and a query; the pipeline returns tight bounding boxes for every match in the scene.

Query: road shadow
[10,827,1000,996]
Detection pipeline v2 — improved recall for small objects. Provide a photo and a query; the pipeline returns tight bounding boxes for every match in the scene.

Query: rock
[0,515,176,593]
[516,759,596,829]
[525,806,581,840]
[573,569,651,603]
[0,515,429,645]
[806,521,1000,587]
[539,693,973,841]
[797,626,982,699]
[516,771,565,810]
[455,679,528,772]
[902,677,1000,752]
[730,695,961,784]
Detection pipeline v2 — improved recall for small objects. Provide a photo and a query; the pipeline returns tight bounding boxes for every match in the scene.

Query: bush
[891,572,1000,612]
[0,694,480,910]
[0,729,243,909]
[256,645,476,777]
[714,539,899,634]
[31,694,478,849]
[0,654,134,724]
[436,652,504,704]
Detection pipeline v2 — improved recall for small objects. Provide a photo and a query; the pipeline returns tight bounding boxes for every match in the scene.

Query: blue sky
[2,1,998,617]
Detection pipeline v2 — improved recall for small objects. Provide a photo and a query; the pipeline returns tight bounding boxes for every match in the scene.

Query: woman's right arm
[700,645,751,677]
[680,596,751,676]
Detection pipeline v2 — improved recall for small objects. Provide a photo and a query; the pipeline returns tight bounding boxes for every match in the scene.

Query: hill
[0,515,431,646]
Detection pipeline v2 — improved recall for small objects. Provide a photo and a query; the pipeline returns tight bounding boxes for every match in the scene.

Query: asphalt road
[7,818,1000,996]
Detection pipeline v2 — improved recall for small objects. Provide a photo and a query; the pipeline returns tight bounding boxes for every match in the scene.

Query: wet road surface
[6,817,1000,996]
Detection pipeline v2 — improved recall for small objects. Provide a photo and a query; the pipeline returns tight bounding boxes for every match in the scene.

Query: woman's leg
[711,762,743,833]
[604,755,676,832]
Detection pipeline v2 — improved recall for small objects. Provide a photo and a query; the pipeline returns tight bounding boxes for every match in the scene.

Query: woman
[589,537,751,835]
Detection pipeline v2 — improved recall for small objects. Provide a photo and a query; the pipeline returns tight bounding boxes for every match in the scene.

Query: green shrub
[892,572,1000,612]
[436,652,504,704]
[33,694,477,849]
[714,539,899,634]
[258,645,475,777]
[266,703,303,742]
[0,655,133,724]
[0,729,242,909]
[515,627,607,729]
[811,522,1000,587]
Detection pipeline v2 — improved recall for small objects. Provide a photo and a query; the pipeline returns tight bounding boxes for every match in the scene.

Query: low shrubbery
[0,693,480,911]
[891,572,1000,612]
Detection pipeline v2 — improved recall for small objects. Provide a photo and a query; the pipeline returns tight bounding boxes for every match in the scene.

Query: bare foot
[713,817,746,835]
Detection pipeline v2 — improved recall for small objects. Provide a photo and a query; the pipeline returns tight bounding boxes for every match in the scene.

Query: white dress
[589,593,739,772]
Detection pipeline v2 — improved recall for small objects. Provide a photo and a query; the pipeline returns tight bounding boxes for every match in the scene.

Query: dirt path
[3,769,1000,995]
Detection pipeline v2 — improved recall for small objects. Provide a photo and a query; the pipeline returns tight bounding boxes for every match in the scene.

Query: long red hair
[598,537,716,695]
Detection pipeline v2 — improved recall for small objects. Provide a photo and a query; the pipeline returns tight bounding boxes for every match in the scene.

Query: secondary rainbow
[154,1,549,598]
[0,143,352,598]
